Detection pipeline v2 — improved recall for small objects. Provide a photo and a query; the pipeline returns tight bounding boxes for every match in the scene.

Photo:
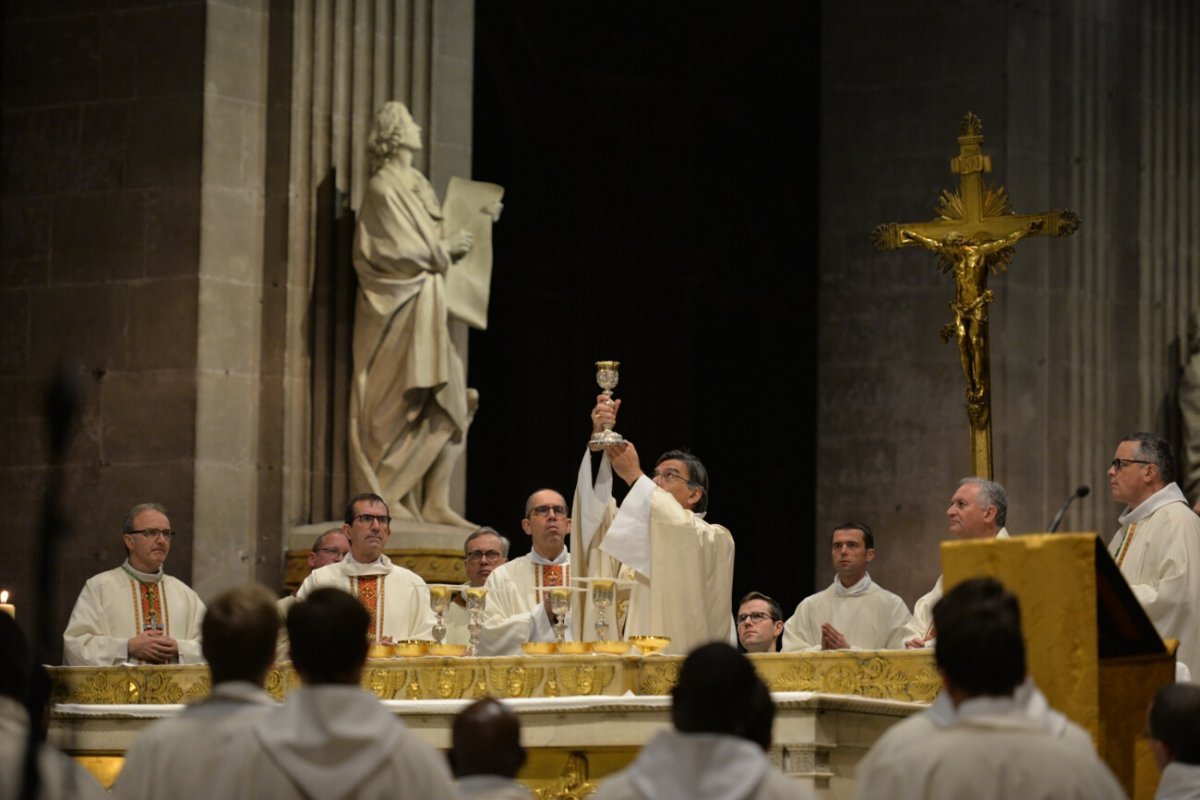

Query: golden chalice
[629,635,671,656]
[465,586,487,657]
[427,584,454,645]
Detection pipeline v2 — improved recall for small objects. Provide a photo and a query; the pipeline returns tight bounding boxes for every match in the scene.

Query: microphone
[1048,485,1090,532]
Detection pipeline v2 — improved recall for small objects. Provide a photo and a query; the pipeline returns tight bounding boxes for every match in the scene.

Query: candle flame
[0,591,8,603]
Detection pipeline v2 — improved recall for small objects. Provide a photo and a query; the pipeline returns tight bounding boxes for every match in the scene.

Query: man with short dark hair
[854,578,1124,800]
[451,697,533,799]
[574,397,735,654]
[736,592,785,654]
[782,523,910,651]
[904,478,1010,649]
[1107,431,1200,676]
[210,588,458,798]
[1147,682,1200,799]
[295,493,435,643]
[63,502,206,665]
[114,584,280,799]
[595,643,812,799]
[482,490,574,654]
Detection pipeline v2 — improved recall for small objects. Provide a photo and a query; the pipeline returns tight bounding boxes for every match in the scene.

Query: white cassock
[63,562,206,666]
[296,554,435,642]
[780,573,912,652]
[112,681,275,800]
[456,775,535,799]
[1,696,110,800]
[1155,762,1200,800]
[853,679,1125,800]
[444,587,470,646]
[208,684,458,800]
[572,452,735,655]
[480,551,573,655]
[1109,482,1200,674]
[592,730,812,800]
[903,528,1009,646]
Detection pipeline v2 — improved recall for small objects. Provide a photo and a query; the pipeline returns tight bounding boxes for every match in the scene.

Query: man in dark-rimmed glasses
[1106,431,1200,677]
[63,502,206,665]
[736,591,784,653]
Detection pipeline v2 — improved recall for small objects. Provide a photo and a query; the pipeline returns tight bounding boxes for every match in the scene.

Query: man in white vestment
[210,588,458,799]
[904,478,1010,648]
[855,578,1125,800]
[114,584,280,800]
[782,522,911,651]
[445,526,509,646]
[296,493,435,643]
[276,529,350,659]
[737,592,785,654]
[2,614,109,800]
[1148,682,1200,800]
[1107,432,1200,676]
[573,397,735,654]
[451,697,534,800]
[595,642,812,800]
[481,490,573,654]
[63,502,206,665]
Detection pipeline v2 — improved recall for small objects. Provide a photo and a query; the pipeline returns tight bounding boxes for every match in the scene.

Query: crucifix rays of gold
[872,112,1080,479]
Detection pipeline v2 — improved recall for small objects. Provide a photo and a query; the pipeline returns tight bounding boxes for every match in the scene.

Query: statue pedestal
[285,520,468,591]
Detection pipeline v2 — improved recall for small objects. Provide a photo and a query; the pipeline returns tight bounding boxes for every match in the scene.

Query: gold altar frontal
[49,650,937,797]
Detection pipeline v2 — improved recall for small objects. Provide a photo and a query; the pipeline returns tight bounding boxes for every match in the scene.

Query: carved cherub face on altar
[521,489,570,560]
[123,507,173,573]
[344,498,392,563]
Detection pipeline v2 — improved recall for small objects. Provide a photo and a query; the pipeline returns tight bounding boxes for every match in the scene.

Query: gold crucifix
[872,112,1080,479]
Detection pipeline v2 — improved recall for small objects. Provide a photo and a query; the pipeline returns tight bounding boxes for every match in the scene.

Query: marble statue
[349,101,501,528]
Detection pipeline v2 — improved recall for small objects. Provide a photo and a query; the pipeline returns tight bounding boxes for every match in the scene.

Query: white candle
[0,590,13,619]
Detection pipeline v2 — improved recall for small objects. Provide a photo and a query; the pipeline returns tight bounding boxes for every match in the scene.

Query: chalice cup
[588,361,625,447]
[428,585,453,645]
[465,587,488,657]
[591,578,616,642]
[549,587,572,644]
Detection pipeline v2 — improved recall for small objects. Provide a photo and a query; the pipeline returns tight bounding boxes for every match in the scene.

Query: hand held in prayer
[904,635,932,650]
[821,622,849,651]
[129,630,179,663]
[605,441,643,486]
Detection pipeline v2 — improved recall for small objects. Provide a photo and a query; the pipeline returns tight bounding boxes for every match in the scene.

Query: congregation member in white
[63,502,206,666]
[854,577,1125,800]
[904,477,1009,648]
[451,697,534,800]
[1106,431,1200,677]
[295,492,435,643]
[1147,682,1200,800]
[573,396,735,653]
[114,584,279,799]
[736,591,785,653]
[781,522,911,651]
[595,642,812,800]
[208,588,458,798]
[481,490,572,654]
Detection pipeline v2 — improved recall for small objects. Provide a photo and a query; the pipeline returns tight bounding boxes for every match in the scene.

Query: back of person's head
[451,697,526,779]
[1149,682,1200,765]
[672,642,773,742]
[202,584,280,686]
[287,588,369,684]
[743,680,776,751]
[933,577,1025,697]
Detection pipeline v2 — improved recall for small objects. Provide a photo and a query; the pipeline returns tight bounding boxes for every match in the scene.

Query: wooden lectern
[942,533,1175,800]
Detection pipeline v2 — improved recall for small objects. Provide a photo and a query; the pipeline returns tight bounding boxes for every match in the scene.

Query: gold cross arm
[871,208,1079,252]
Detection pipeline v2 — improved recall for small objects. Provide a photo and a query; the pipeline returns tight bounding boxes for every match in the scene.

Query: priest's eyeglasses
[128,528,175,540]
[1109,458,1152,472]
[652,469,695,487]
[466,549,504,563]
[353,513,391,526]
[529,505,568,518]
[736,611,775,624]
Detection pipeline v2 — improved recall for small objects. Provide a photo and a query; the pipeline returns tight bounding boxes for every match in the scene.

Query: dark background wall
[465,4,821,617]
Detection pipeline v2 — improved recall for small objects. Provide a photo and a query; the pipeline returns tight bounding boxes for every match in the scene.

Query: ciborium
[588,360,624,447]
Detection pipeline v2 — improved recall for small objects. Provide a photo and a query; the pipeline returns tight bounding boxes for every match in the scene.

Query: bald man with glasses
[64,502,206,665]
[479,489,575,654]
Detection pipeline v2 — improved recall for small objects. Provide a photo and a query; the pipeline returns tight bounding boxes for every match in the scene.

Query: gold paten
[872,112,1080,478]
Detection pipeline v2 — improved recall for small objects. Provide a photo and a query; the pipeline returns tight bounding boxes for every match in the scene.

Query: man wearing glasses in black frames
[736,592,785,654]
[64,502,206,665]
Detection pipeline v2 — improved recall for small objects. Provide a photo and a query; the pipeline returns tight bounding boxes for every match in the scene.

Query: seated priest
[573,396,735,654]
[276,528,349,658]
[446,526,509,646]
[781,522,911,651]
[295,492,435,643]
[736,592,785,654]
[63,502,206,665]
[451,697,533,799]
[1147,682,1200,799]
[854,578,1124,800]
[480,491,573,654]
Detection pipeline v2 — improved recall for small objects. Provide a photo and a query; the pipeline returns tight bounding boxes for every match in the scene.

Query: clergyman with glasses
[295,492,436,644]
[572,395,735,655]
[1106,431,1200,678]
[440,526,509,646]
[64,502,206,665]
[736,592,785,654]
[478,490,574,654]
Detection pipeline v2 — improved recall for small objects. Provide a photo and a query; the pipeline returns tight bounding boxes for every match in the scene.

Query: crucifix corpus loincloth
[871,112,1080,479]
